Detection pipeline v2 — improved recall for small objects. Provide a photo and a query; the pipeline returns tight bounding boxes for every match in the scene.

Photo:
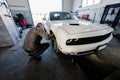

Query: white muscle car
[43,11,113,55]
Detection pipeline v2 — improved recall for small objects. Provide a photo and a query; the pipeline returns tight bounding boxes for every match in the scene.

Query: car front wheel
[52,37,60,53]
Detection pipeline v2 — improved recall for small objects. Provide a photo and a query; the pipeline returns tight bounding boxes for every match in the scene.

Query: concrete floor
[0,29,120,80]
[0,29,83,80]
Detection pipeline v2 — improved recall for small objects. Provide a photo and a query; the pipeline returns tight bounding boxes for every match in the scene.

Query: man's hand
[49,34,54,39]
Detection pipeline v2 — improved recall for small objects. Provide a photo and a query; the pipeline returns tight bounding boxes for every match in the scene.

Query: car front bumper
[58,34,113,55]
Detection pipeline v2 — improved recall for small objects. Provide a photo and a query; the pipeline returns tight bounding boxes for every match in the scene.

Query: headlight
[66,39,72,43]
[66,38,79,45]
[73,38,78,42]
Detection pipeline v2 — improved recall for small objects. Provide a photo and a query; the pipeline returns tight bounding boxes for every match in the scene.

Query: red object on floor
[19,19,27,26]
[82,14,89,19]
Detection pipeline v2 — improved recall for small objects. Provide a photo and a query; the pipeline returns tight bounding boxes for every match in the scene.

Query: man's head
[36,23,44,29]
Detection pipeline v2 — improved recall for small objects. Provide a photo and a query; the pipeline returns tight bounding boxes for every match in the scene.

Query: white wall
[0,0,18,47]
[73,0,120,23]
[102,0,120,6]
[73,0,82,12]
[63,0,73,12]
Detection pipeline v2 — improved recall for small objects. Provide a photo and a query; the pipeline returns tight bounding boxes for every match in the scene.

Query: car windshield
[50,12,76,21]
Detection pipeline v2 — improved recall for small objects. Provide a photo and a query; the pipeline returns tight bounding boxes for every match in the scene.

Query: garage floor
[0,28,120,80]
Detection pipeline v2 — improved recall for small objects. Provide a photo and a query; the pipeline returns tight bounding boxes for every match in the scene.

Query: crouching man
[23,23,53,61]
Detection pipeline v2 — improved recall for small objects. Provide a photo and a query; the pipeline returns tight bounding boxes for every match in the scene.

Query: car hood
[51,20,112,34]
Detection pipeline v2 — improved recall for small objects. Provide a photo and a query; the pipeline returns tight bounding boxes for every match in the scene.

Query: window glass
[87,0,94,6]
[50,12,76,21]
[82,0,101,7]
[82,0,87,7]
[94,0,101,5]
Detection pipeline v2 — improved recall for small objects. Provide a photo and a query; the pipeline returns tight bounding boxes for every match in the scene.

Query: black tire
[52,37,60,53]
[51,38,72,59]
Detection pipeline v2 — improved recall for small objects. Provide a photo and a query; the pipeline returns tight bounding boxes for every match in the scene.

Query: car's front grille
[66,33,112,45]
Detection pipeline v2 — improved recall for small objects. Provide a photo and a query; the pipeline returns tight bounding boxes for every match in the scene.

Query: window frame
[82,0,102,7]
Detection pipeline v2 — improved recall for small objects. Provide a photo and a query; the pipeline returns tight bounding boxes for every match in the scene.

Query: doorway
[29,0,62,25]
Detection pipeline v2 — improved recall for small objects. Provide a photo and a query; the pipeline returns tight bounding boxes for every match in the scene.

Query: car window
[61,13,73,20]
[50,13,61,20]
[50,12,76,21]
